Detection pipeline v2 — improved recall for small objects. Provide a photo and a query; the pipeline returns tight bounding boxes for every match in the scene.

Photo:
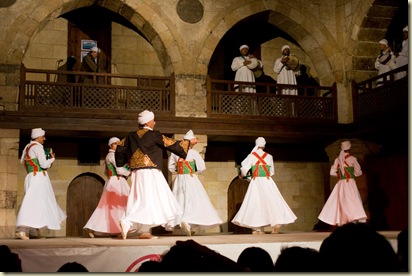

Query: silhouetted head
[237,246,274,272]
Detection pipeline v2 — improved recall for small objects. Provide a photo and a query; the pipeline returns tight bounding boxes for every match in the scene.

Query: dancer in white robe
[16,128,66,240]
[84,137,131,238]
[232,137,297,234]
[168,130,223,236]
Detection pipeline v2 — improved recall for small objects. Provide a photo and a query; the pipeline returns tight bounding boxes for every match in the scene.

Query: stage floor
[0,231,400,272]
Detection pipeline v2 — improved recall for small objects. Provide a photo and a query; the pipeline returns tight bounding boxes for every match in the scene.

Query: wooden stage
[1,231,400,272]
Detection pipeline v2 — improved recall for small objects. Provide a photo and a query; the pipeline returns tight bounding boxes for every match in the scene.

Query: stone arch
[0,0,182,75]
[349,0,406,82]
[198,1,340,86]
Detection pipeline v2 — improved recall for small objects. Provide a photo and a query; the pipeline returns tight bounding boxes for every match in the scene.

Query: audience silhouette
[397,228,408,272]
[57,261,89,272]
[273,246,322,272]
[0,245,22,272]
[319,222,400,272]
[237,246,275,272]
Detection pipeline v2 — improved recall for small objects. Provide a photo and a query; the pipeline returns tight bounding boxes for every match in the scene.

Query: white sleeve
[231,57,244,72]
[192,150,206,173]
[240,154,253,177]
[273,58,283,73]
[31,144,54,169]
[168,153,178,173]
[330,158,339,176]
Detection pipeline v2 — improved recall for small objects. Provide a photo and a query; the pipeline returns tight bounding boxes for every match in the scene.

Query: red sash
[252,152,270,179]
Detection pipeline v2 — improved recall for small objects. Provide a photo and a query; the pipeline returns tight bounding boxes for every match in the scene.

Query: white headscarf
[31,128,45,139]
[108,137,120,146]
[403,26,408,32]
[138,110,154,125]
[184,130,196,140]
[251,137,266,153]
[338,141,351,174]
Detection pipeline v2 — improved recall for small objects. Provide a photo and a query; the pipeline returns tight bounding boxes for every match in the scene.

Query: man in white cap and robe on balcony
[15,128,66,240]
[231,44,262,93]
[115,110,197,239]
[232,137,297,235]
[374,39,396,87]
[395,26,408,79]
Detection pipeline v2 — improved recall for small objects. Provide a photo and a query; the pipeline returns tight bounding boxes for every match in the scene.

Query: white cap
[108,137,120,146]
[341,140,351,151]
[138,110,155,125]
[31,128,45,139]
[255,137,266,148]
[239,44,249,51]
[184,130,196,140]
[379,39,388,46]
[90,46,99,53]
[281,45,290,52]
[403,26,408,32]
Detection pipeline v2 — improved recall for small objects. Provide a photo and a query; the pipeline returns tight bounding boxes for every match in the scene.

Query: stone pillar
[0,129,20,238]
[325,138,382,219]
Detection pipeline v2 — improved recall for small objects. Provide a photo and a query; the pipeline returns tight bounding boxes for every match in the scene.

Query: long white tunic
[168,150,223,228]
[374,50,396,86]
[84,149,130,234]
[232,149,297,229]
[231,56,261,93]
[396,39,408,79]
[273,56,298,95]
[17,141,66,230]
[318,154,367,226]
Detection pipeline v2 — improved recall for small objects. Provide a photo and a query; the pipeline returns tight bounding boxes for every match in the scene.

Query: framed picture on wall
[81,39,97,51]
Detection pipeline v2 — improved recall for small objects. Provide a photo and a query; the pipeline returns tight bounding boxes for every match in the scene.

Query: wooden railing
[206,76,338,122]
[19,64,174,114]
[352,65,408,121]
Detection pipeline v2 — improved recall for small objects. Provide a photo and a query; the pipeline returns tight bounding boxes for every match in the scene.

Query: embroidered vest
[251,152,270,179]
[106,163,118,177]
[338,166,355,180]
[177,158,196,176]
[24,144,46,176]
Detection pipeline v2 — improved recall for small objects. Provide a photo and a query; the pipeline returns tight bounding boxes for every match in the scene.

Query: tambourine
[247,58,259,70]
[285,55,300,71]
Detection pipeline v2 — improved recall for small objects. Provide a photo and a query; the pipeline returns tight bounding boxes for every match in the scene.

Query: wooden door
[66,173,104,237]
[227,176,251,234]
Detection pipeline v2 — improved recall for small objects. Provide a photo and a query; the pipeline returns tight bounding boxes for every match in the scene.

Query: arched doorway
[66,172,105,237]
[227,176,252,234]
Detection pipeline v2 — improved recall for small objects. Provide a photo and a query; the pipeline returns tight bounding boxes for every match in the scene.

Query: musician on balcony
[80,46,99,84]
[231,44,262,93]
[374,39,396,87]
[273,45,299,95]
[394,26,408,80]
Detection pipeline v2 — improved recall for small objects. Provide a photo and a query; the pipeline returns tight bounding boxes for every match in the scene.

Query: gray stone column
[325,138,382,219]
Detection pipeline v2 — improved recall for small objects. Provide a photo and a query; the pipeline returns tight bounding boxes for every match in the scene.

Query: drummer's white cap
[108,137,120,146]
[239,44,249,51]
[31,128,45,139]
[403,26,408,32]
[379,39,388,46]
[341,140,351,151]
[281,45,290,52]
[138,110,155,125]
[90,46,100,53]
[184,130,196,140]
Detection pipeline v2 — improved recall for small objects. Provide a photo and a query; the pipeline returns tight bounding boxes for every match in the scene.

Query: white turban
[251,137,266,153]
[108,137,120,146]
[341,141,351,151]
[31,128,45,139]
[281,45,290,52]
[239,44,249,51]
[184,130,196,140]
[379,39,388,46]
[403,26,408,32]
[90,46,100,53]
[338,140,351,175]
[138,110,155,125]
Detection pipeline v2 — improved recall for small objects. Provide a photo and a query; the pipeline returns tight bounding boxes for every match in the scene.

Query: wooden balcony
[0,64,407,146]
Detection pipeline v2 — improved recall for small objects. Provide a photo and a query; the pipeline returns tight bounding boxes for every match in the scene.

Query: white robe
[84,149,130,235]
[16,141,66,231]
[231,56,261,93]
[168,150,223,228]
[374,50,396,86]
[232,149,297,229]
[273,56,298,95]
[396,39,408,79]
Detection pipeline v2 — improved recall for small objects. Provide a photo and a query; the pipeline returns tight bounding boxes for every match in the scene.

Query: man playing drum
[374,39,396,87]
[273,45,299,96]
[231,44,263,93]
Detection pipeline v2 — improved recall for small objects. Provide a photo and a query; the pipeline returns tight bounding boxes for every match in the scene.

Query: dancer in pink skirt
[318,140,367,226]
